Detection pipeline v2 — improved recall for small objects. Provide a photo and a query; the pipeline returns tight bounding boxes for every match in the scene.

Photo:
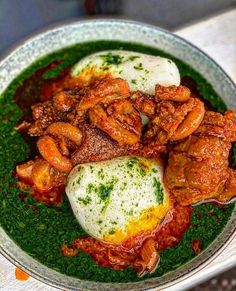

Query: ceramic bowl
[0,19,236,291]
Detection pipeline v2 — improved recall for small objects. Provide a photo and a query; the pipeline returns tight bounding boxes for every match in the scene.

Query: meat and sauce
[61,200,192,275]
[14,60,236,276]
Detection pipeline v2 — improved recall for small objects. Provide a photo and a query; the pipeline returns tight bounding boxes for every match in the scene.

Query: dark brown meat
[72,120,129,165]
[28,101,66,136]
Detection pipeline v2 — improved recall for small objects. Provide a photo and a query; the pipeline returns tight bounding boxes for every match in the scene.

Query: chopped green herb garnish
[100,53,123,66]
[98,168,105,180]
[78,196,92,206]
[134,63,143,70]
[86,183,95,194]
[121,182,127,191]
[138,167,146,177]
[128,55,140,61]
[76,177,82,185]
[98,184,114,201]
[108,229,115,235]
[127,157,139,168]
[101,65,110,71]
[152,177,164,204]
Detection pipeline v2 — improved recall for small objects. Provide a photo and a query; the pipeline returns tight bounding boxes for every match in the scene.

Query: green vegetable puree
[0,40,234,282]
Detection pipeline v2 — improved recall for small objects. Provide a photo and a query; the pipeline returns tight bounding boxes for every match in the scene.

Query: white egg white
[71,50,180,95]
[66,157,170,244]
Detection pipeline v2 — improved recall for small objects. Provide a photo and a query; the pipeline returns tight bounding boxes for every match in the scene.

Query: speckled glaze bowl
[0,19,236,291]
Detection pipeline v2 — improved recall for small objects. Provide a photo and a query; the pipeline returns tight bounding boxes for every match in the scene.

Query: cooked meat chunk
[72,120,128,165]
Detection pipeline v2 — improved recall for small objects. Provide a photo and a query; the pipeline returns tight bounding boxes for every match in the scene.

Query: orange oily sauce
[15,268,30,281]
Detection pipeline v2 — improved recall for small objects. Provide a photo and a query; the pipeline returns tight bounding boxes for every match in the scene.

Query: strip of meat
[89,99,142,146]
[134,239,160,276]
[37,135,72,173]
[155,84,191,102]
[77,78,130,111]
[46,122,83,146]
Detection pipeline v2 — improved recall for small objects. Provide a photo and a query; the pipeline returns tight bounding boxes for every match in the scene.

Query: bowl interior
[0,19,236,291]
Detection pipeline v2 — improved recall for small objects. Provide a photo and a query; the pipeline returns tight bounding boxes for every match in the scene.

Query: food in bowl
[0,41,235,282]
[66,156,170,245]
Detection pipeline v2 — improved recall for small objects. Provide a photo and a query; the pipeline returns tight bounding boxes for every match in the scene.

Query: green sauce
[0,40,234,282]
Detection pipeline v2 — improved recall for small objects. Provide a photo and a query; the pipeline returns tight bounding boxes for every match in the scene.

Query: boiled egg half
[66,157,170,244]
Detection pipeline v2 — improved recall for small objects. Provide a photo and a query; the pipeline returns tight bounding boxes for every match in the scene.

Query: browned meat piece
[28,101,64,136]
[53,91,76,112]
[155,84,191,102]
[164,110,236,205]
[46,122,83,146]
[16,160,34,185]
[130,85,205,145]
[16,158,67,205]
[164,135,230,205]
[131,91,156,118]
[72,120,129,165]
[130,140,166,158]
[77,77,130,111]
[16,158,67,191]
[89,99,142,146]
[218,169,236,202]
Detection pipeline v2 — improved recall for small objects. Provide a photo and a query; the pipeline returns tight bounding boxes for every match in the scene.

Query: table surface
[0,8,236,291]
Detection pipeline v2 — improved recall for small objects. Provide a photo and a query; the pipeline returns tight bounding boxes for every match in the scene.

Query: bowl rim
[1,18,235,91]
[0,18,236,291]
